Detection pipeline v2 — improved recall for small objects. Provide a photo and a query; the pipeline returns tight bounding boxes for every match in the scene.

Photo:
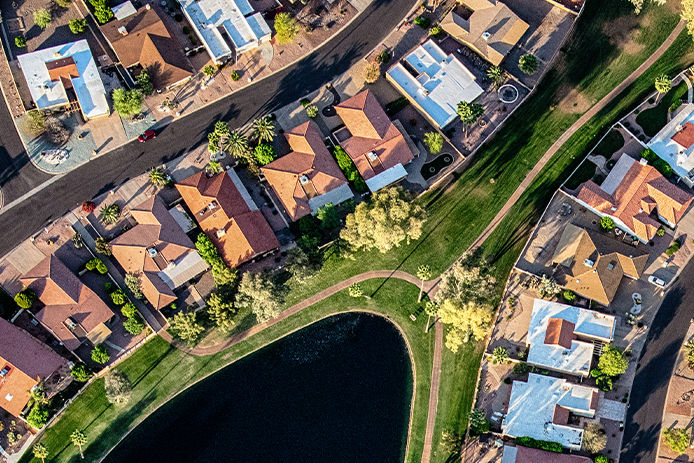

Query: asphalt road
[0,0,416,256]
[621,259,694,462]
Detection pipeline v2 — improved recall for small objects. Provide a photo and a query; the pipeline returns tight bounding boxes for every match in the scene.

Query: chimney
[145,3,151,9]
[118,26,128,36]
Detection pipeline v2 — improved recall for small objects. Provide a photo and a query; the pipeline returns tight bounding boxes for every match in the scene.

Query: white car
[648,275,666,288]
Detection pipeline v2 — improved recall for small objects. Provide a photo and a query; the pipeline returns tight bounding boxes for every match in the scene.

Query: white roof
[168,204,197,233]
[111,1,137,20]
[503,373,598,450]
[227,169,258,211]
[501,446,518,463]
[308,183,354,213]
[527,298,615,376]
[387,39,483,128]
[648,103,694,183]
[600,153,635,195]
[180,0,271,62]
[365,163,408,192]
[17,40,108,119]
[157,251,208,289]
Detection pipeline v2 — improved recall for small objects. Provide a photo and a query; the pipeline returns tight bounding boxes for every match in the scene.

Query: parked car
[138,129,156,142]
[648,275,666,288]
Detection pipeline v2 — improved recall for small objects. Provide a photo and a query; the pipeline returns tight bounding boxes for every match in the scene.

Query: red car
[138,129,156,142]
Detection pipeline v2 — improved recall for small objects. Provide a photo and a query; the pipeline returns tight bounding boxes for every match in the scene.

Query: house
[180,0,271,64]
[333,90,416,192]
[17,39,109,119]
[110,196,210,309]
[647,103,694,187]
[261,121,353,221]
[526,298,615,376]
[101,2,193,90]
[574,153,693,243]
[20,255,114,353]
[176,169,279,267]
[502,373,600,450]
[440,0,529,66]
[551,223,648,306]
[386,39,484,129]
[501,445,591,463]
[0,318,66,417]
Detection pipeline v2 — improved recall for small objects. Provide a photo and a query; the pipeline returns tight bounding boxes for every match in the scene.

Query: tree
[235,271,287,323]
[25,110,45,136]
[69,18,87,34]
[423,132,444,154]
[437,298,493,352]
[225,130,252,162]
[123,315,146,335]
[212,263,238,289]
[252,116,275,142]
[44,116,70,145]
[598,344,629,377]
[95,237,112,256]
[306,104,319,118]
[206,161,222,175]
[285,247,321,283]
[435,254,497,306]
[439,430,462,453]
[125,273,144,299]
[348,283,363,298]
[148,167,168,188]
[538,275,561,298]
[363,62,381,84]
[582,422,607,454]
[72,232,84,249]
[254,143,276,165]
[34,9,52,29]
[15,36,27,47]
[274,13,299,44]
[202,65,216,78]
[600,216,615,231]
[468,409,490,436]
[91,344,110,364]
[684,0,694,37]
[208,121,230,154]
[104,370,132,405]
[518,54,538,75]
[685,339,694,369]
[70,430,87,459]
[456,101,485,136]
[663,427,690,454]
[15,289,37,309]
[33,442,49,463]
[630,0,666,14]
[55,0,72,7]
[424,301,439,333]
[486,65,504,87]
[71,363,91,382]
[136,70,154,95]
[99,203,120,225]
[340,187,426,253]
[654,73,671,102]
[93,4,114,24]
[316,203,340,231]
[416,265,431,302]
[206,293,236,333]
[170,311,205,344]
[111,88,143,118]
[26,403,49,428]
[491,346,509,364]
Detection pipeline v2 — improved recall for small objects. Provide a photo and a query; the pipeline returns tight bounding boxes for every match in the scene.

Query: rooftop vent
[482,31,491,40]
[367,151,378,162]
[216,228,226,238]
[607,261,616,270]
[299,175,310,185]
[145,3,151,8]
[639,158,648,166]
[54,52,61,58]
[147,248,158,258]
[0,366,10,377]
[209,201,217,210]
[584,259,595,268]
[118,26,128,36]
[66,319,77,330]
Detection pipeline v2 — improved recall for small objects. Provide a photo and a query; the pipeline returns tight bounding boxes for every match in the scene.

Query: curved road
[0,0,418,256]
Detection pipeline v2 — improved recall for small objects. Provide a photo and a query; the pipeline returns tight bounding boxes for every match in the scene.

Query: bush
[121,302,137,319]
[44,116,70,145]
[86,258,108,274]
[430,25,442,37]
[33,9,52,29]
[468,409,490,436]
[512,361,531,375]
[25,110,46,136]
[306,104,318,118]
[514,436,562,453]
[663,427,690,454]
[594,455,609,463]
[274,12,299,44]
[91,344,110,364]
[110,289,127,305]
[563,290,576,302]
[300,98,311,107]
[363,62,381,84]
[70,363,91,382]
[15,36,26,47]
[657,226,666,237]
[124,273,144,299]
[375,50,391,64]
[82,201,96,213]
[26,403,50,428]
[123,314,146,335]
[518,54,539,75]
[414,16,430,29]
[136,70,154,96]
[93,3,114,24]
[230,70,240,81]
[333,146,367,192]
[600,216,615,231]
[111,88,143,119]
[69,18,87,34]
[666,239,682,256]
[14,289,37,309]
[254,143,276,165]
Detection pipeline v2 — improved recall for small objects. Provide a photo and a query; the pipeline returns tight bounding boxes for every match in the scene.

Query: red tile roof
[544,318,575,349]
[672,121,694,149]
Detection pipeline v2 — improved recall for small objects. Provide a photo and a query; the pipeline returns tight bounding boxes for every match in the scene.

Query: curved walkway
[468,20,686,251]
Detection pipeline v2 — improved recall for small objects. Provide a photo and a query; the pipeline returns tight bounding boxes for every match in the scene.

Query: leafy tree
[416,264,431,302]
[93,4,114,24]
[435,254,496,305]
[44,116,70,145]
[212,263,238,289]
[70,363,91,382]
[202,65,216,78]
[285,247,321,282]
[111,88,143,118]
[440,430,462,453]
[170,310,205,343]
[99,203,120,225]
[34,9,52,29]
[518,54,538,74]
[15,288,37,309]
[123,314,146,335]
[254,143,276,165]
[252,116,275,142]
[25,110,45,136]
[491,346,509,364]
[274,13,299,44]
[15,36,27,47]
[206,293,236,333]
[70,429,87,459]
[86,257,108,274]
[457,101,485,136]
[684,0,694,37]
[149,167,168,188]
[235,271,287,323]
[207,121,230,153]
[594,456,609,463]
[438,298,493,352]
[538,275,561,298]
[55,0,72,7]
[121,301,137,319]
[124,273,144,299]
[33,442,49,463]
[582,422,607,453]
[104,369,132,405]
[110,289,127,305]
[655,73,671,102]
[306,104,319,118]
[69,18,87,34]
[348,283,363,298]
[316,203,340,231]
[340,187,426,253]
[468,409,490,436]
[206,161,222,175]
[423,132,444,154]
[629,0,665,14]
[91,344,110,364]
[663,427,690,454]
[136,70,154,95]
[26,403,50,428]
[598,344,629,377]
[486,65,504,87]
[363,62,381,84]
[95,237,111,256]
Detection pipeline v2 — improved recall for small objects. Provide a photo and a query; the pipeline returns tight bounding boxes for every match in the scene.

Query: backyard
[635,78,689,136]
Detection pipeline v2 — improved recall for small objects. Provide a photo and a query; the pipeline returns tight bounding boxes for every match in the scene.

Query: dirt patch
[558,86,592,113]
[602,15,646,55]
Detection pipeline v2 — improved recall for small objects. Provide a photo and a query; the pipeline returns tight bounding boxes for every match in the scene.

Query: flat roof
[111,0,137,20]
[365,164,408,192]
[648,103,694,182]
[307,183,354,213]
[387,39,483,128]
[527,299,615,376]
[17,39,109,118]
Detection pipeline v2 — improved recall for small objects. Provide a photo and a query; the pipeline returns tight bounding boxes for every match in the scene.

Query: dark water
[104,313,413,463]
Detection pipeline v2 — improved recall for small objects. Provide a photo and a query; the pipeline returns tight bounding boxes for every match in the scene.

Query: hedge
[333,146,368,193]
[515,436,563,453]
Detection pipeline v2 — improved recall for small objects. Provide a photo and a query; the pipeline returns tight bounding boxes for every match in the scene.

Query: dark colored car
[138,129,156,142]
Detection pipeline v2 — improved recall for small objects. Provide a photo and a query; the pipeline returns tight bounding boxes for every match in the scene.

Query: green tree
[598,344,629,377]
[202,65,216,78]
[285,247,321,283]
[253,143,276,165]
[70,363,91,382]
[435,254,496,306]
[423,132,444,154]
[424,301,439,333]
[15,289,37,309]
[538,274,561,298]
[629,0,665,14]
[121,301,137,319]
[235,271,287,323]
[70,429,87,459]
[274,13,299,44]
[91,344,110,364]
[95,237,112,256]
[93,4,114,24]
[225,130,252,163]
[15,36,27,47]
[111,88,143,118]
[26,403,49,428]
[124,273,144,299]
[491,346,509,364]
[348,283,363,298]
[25,110,45,136]
[69,18,87,34]
[170,310,205,344]
[655,73,671,102]
[104,369,131,405]
[316,203,340,231]
[206,161,222,175]
[55,0,72,7]
[416,264,431,302]
[340,187,426,253]
[148,167,168,188]
[600,216,615,231]
[486,65,504,87]
[33,442,49,463]
[438,298,493,352]
[212,263,238,290]
[685,339,694,369]
[306,104,319,118]
[518,54,538,74]
[136,69,154,95]
[206,293,236,333]
[468,409,490,436]
[663,427,690,454]
[684,0,694,36]
[34,9,52,29]
[208,121,230,154]
[456,101,484,136]
[252,116,275,142]
[439,430,462,453]
[123,314,146,335]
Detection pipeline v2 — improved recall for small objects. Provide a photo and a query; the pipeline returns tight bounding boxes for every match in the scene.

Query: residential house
[574,153,693,243]
[176,169,279,267]
[101,2,193,90]
[0,318,66,418]
[180,0,271,64]
[386,39,483,128]
[110,196,209,309]
[551,223,648,306]
[261,121,353,221]
[20,255,114,353]
[501,445,591,463]
[526,298,615,377]
[334,89,416,192]
[17,40,109,119]
[648,103,694,187]
[502,373,600,450]
[441,0,529,66]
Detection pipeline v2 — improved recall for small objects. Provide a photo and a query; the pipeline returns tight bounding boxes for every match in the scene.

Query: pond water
[104,312,413,463]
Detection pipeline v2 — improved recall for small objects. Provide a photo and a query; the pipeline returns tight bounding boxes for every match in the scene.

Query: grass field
[636,79,689,135]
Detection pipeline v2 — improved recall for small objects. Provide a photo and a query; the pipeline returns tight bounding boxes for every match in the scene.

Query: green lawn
[636,79,689,136]
[564,159,598,190]
[593,129,625,159]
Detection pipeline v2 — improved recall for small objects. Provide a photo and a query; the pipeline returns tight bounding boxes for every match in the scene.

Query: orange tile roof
[672,122,694,149]
[0,318,66,417]
[544,318,575,349]
[176,171,279,267]
[20,255,114,352]
[261,121,348,221]
[576,156,693,242]
[335,90,415,180]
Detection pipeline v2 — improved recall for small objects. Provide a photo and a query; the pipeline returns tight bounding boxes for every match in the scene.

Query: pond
[104,312,413,462]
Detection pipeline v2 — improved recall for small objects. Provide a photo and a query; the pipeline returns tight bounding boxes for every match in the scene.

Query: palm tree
[99,204,120,225]
[70,429,87,459]
[33,442,48,463]
[486,66,504,88]
[457,101,485,137]
[416,264,432,302]
[224,130,251,162]
[148,167,168,188]
[205,161,222,176]
[252,116,275,143]
[655,74,671,102]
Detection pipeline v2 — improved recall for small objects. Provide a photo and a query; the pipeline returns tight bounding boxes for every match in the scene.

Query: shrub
[274,12,299,44]
[230,70,240,81]
[44,116,70,145]
[14,289,37,309]
[111,88,143,119]
[363,62,381,84]
[512,361,531,375]
[594,455,609,463]
[121,302,137,319]
[491,346,509,364]
[69,18,87,34]
[563,290,576,302]
[598,344,629,376]
[25,110,45,136]
[93,3,114,24]
[600,216,615,231]
[110,289,127,305]
[99,203,121,225]
[375,50,391,64]
[82,201,96,213]
[15,36,26,47]
[468,409,490,436]
[666,239,682,256]
[429,25,442,37]
[300,98,311,107]
[670,99,683,112]
[254,143,276,165]
[306,104,318,118]
[124,273,144,299]
[414,16,430,29]
[33,9,52,29]
[54,0,72,6]
[657,226,666,237]
[582,422,607,454]
[333,146,367,192]
[104,282,113,292]
[202,65,215,77]
[123,314,146,335]
[518,54,538,75]
[136,70,154,95]
[86,258,108,274]
[91,344,110,364]
[95,237,112,256]
[514,436,562,453]
[423,132,444,154]
[664,427,690,454]
[26,403,50,428]
[70,363,91,382]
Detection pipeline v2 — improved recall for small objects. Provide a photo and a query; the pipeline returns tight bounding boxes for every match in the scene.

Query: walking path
[421,322,443,463]
[467,20,686,252]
